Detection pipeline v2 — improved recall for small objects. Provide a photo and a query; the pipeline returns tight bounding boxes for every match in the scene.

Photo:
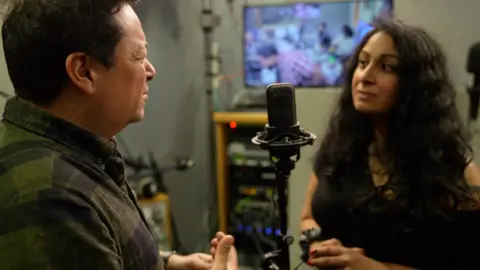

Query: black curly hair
[314,19,475,219]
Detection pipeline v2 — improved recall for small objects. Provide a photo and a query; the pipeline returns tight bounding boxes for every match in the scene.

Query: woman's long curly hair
[314,19,475,219]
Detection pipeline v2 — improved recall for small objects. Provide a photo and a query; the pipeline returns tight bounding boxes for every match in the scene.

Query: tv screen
[243,0,393,88]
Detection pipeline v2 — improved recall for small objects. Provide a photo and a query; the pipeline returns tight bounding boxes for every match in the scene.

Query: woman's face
[352,31,399,114]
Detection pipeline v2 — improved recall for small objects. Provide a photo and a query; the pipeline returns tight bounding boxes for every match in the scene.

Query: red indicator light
[229,121,238,129]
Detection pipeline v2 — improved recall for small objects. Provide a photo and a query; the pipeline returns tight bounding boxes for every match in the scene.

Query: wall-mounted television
[243,0,394,88]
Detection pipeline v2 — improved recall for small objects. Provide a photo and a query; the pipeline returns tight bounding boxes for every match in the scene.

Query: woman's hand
[309,238,364,255]
[308,238,386,270]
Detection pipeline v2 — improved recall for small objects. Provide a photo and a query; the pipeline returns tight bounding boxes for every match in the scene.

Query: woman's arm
[300,173,321,231]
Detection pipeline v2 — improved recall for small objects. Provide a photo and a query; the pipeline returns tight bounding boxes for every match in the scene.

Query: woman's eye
[357,60,368,68]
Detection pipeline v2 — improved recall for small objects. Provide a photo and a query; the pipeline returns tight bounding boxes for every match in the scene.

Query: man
[275,36,316,86]
[317,22,332,49]
[0,0,237,269]
[256,29,279,85]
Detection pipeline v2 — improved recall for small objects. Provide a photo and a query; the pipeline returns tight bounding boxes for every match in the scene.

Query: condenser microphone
[266,83,297,133]
[252,83,316,153]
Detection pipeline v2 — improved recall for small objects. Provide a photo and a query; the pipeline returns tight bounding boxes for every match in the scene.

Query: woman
[300,19,480,270]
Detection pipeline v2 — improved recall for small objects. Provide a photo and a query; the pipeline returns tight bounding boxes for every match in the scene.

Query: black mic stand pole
[262,149,297,270]
[253,123,316,270]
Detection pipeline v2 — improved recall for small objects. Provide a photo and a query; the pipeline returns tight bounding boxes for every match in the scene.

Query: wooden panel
[215,123,228,232]
[213,112,267,125]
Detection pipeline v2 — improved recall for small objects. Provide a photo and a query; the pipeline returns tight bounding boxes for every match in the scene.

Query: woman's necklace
[368,143,390,186]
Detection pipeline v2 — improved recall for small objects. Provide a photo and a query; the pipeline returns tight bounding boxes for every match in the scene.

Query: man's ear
[65,52,100,95]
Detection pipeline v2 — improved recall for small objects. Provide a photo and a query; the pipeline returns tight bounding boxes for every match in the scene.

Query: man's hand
[210,232,237,270]
[308,238,386,270]
[165,231,237,270]
[166,253,213,270]
[211,233,237,270]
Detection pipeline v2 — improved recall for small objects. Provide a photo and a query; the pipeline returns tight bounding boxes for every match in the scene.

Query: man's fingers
[212,235,234,270]
[192,254,213,270]
[210,234,221,258]
[210,247,215,258]
[198,254,213,263]
[211,238,218,246]
[215,231,226,241]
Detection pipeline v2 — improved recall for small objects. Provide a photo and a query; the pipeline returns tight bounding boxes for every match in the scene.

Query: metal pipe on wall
[200,0,222,241]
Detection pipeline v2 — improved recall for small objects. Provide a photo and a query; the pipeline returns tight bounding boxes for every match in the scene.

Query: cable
[255,229,276,250]
[232,202,278,249]
[229,214,265,261]
[292,251,320,270]
[246,231,265,255]
[271,190,278,228]
[293,261,304,270]
[234,196,253,212]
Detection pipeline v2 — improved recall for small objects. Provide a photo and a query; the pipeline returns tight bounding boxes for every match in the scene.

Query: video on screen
[243,0,393,88]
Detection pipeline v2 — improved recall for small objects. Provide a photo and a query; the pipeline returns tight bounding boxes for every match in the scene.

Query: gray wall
[122,0,214,252]
[0,16,14,107]
[0,0,479,259]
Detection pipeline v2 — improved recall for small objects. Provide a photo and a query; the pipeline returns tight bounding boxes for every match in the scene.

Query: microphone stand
[262,151,295,270]
[252,123,316,270]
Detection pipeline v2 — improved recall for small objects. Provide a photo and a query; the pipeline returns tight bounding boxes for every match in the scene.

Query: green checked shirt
[0,97,165,270]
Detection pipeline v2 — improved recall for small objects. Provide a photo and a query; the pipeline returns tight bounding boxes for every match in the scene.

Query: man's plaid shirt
[0,97,164,270]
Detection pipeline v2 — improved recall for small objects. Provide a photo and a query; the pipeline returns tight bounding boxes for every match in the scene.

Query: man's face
[319,24,325,33]
[93,4,156,126]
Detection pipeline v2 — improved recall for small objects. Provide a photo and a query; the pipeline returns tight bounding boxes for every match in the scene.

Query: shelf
[213,111,267,125]
[138,193,169,204]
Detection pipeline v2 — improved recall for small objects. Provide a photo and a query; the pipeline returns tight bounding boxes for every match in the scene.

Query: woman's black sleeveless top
[311,162,480,269]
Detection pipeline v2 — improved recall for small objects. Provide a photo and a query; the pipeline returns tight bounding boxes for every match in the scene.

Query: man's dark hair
[342,25,354,38]
[314,18,475,220]
[1,0,138,105]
